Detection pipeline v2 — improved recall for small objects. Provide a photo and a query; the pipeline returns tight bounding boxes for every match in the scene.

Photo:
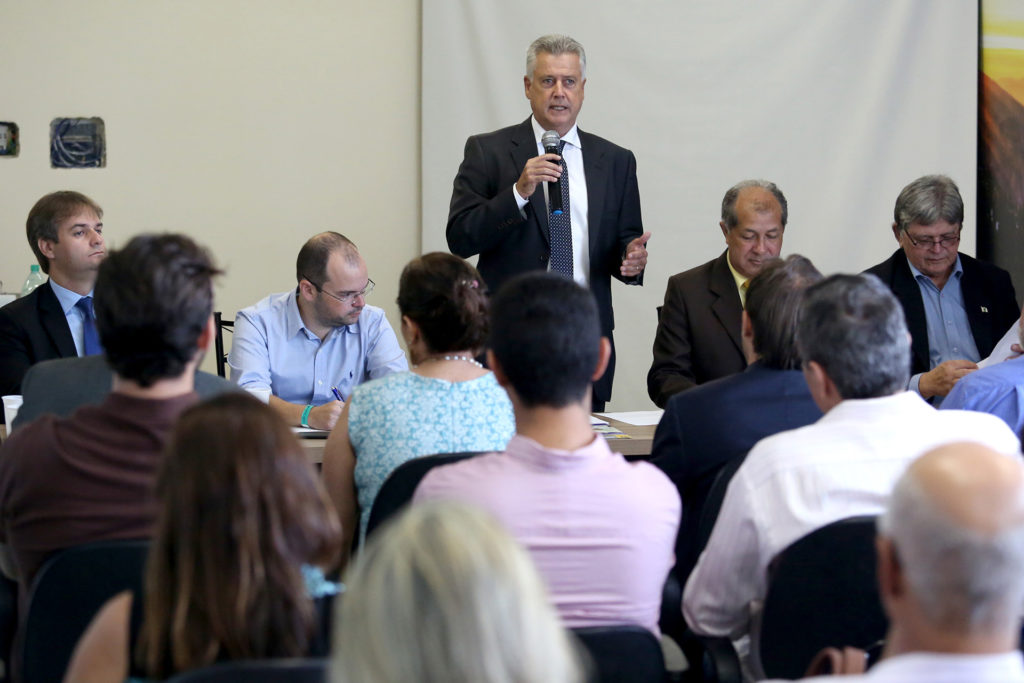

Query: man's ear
[741,311,757,364]
[198,314,216,352]
[523,75,532,98]
[38,238,56,261]
[876,535,904,606]
[592,337,611,383]
[891,223,902,243]
[297,278,318,302]
[720,221,730,241]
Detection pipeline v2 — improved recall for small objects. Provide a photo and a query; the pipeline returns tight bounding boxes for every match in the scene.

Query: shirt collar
[530,116,582,151]
[725,251,750,306]
[286,289,359,340]
[49,279,94,315]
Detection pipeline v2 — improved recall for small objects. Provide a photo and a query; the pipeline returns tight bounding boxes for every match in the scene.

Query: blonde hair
[332,502,582,683]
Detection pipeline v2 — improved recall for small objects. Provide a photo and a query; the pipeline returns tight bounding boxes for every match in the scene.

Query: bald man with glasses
[230,232,407,430]
[865,175,1018,404]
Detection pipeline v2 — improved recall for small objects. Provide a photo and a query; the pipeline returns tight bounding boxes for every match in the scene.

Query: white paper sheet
[978,323,1021,369]
[593,410,664,426]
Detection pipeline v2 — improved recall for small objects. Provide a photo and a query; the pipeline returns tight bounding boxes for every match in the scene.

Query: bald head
[295,231,361,287]
[880,442,1024,638]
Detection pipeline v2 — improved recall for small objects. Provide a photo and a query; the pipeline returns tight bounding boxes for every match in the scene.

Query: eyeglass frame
[302,275,375,304]
[902,230,961,250]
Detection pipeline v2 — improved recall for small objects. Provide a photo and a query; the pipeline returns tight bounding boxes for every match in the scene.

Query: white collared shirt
[511,116,590,286]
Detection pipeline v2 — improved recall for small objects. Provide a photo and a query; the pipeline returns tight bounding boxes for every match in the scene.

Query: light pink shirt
[414,433,680,634]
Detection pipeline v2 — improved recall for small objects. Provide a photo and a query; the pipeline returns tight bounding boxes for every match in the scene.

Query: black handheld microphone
[541,129,564,215]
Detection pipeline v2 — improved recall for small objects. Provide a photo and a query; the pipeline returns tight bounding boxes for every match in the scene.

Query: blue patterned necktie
[75,296,103,356]
[548,139,573,279]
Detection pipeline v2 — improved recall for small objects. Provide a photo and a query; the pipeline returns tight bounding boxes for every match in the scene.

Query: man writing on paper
[446,34,649,410]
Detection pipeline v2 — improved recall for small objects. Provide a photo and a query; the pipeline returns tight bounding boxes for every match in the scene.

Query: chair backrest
[364,451,485,540]
[213,311,234,378]
[758,515,886,680]
[18,539,150,683]
[164,657,328,683]
[572,625,666,683]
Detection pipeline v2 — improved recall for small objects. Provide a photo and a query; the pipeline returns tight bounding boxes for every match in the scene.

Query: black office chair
[363,451,485,540]
[684,515,885,682]
[17,539,149,683]
[572,625,667,683]
[164,658,328,683]
[213,311,234,378]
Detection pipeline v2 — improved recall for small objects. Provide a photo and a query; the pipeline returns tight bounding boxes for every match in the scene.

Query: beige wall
[0,0,421,373]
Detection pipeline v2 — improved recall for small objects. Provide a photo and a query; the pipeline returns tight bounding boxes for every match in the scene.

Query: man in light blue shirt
[0,191,107,404]
[865,175,1018,406]
[230,232,408,430]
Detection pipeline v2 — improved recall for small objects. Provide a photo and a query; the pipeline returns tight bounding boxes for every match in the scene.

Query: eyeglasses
[305,276,375,304]
[904,232,960,249]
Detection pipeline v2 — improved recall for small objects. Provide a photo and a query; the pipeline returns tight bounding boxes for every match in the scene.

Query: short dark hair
[745,255,823,369]
[397,253,489,354]
[489,272,600,408]
[94,234,221,386]
[796,273,911,399]
[295,231,358,286]
[26,191,103,274]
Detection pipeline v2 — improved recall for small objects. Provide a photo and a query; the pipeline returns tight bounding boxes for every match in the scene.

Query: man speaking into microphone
[446,34,649,409]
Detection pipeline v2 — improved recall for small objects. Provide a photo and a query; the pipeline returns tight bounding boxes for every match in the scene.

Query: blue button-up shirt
[907,256,980,404]
[48,280,94,357]
[942,355,1024,434]
[228,290,408,405]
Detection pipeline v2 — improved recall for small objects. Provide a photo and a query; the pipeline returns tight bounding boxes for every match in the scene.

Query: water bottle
[20,265,47,296]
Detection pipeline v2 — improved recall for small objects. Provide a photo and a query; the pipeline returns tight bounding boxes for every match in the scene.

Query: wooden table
[300,414,657,465]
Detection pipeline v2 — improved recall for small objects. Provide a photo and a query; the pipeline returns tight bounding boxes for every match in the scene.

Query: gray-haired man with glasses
[865,175,1017,403]
[230,231,407,430]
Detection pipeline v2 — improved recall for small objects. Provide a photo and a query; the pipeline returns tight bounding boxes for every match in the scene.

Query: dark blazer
[865,250,1018,375]
[647,250,747,408]
[649,361,822,581]
[13,355,240,429]
[446,118,644,402]
[0,281,78,403]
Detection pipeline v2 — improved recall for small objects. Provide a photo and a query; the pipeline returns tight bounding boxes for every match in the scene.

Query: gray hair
[880,470,1024,634]
[721,179,788,230]
[796,273,910,399]
[745,255,823,370]
[526,34,587,80]
[332,501,583,683]
[893,174,964,234]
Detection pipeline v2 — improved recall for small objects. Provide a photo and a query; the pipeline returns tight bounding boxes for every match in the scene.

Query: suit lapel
[510,119,549,246]
[37,281,78,357]
[581,130,608,271]
[888,252,930,372]
[959,254,996,356]
[708,251,744,354]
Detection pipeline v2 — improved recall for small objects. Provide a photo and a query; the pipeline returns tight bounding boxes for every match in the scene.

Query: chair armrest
[678,630,741,683]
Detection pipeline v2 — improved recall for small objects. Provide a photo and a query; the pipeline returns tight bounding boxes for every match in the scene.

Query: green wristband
[301,404,313,428]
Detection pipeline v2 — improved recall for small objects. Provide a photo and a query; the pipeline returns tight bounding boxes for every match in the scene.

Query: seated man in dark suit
[12,355,237,429]
[0,234,222,589]
[648,180,788,408]
[0,191,107,409]
[865,174,1017,404]
[650,255,823,582]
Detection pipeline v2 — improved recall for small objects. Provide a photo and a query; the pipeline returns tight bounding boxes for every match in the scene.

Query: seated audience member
[769,442,1024,683]
[941,306,1024,434]
[683,273,1020,679]
[229,231,407,430]
[322,252,514,554]
[864,175,1017,404]
[415,272,679,634]
[65,394,343,682]
[333,501,582,683]
[0,191,106,405]
[648,180,788,407]
[0,234,222,588]
[650,255,823,581]
[14,353,236,429]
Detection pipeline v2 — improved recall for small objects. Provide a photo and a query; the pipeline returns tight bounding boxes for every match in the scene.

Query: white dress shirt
[683,391,1021,678]
[774,651,1024,683]
[512,116,590,286]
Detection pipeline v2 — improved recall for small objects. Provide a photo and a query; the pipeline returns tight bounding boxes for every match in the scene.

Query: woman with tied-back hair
[332,501,583,683]
[322,252,514,560]
[64,393,343,682]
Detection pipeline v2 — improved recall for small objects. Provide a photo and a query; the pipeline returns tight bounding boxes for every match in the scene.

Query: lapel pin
[981,306,989,313]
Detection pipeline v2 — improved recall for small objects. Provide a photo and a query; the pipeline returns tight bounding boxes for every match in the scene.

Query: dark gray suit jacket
[446,118,644,402]
[13,355,239,429]
[0,281,78,401]
[647,250,748,408]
